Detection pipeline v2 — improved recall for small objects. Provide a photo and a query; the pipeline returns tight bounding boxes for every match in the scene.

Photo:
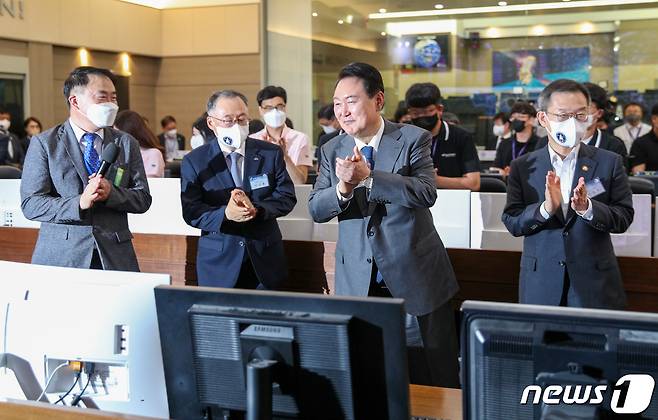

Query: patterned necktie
[228,152,242,188]
[83,132,101,175]
[361,145,375,169]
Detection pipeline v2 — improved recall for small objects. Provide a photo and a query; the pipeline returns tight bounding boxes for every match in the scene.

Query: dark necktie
[361,145,375,169]
[227,151,242,188]
[82,133,101,175]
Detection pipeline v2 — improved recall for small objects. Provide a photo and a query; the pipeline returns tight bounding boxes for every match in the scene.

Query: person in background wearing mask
[492,102,540,176]
[315,104,341,167]
[492,111,511,150]
[20,66,151,270]
[405,82,480,191]
[630,104,658,174]
[190,112,215,149]
[0,107,25,168]
[114,110,166,178]
[613,102,651,153]
[22,116,42,154]
[180,90,296,290]
[580,83,627,164]
[158,115,186,161]
[503,79,633,309]
[252,86,312,184]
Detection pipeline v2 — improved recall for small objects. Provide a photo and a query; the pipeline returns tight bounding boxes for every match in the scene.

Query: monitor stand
[246,359,278,420]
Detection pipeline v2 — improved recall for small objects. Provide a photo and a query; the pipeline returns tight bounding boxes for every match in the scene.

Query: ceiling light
[338,19,344,24]
[531,25,547,36]
[381,31,387,36]
[369,0,657,19]
[498,1,507,5]
[579,21,595,33]
[345,14,353,24]
[312,12,318,17]
[379,8,387,13]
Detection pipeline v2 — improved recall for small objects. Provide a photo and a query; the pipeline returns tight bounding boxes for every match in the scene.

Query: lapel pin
[582,165,589,172]
[254,156,259,160]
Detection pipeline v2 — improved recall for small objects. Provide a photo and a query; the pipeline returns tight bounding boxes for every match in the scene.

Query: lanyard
[431,121,450,158]
[627,125,642,140]
[511,139,528,160]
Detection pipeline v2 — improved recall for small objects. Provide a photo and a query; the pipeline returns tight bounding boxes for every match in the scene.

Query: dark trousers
[90,248,103,270]
[234,255,266,290]
[560,268,571,307]
[368,269,460,388]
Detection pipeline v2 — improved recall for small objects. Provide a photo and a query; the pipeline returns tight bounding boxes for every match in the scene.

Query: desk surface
[0,386,462,419]
[410,385,462,419]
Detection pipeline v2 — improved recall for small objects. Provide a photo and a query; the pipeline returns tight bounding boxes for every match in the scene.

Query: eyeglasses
[545,111,589,123]
[261,104,286,112]
[208,115,250,127]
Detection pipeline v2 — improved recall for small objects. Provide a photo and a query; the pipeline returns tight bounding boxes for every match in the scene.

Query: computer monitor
[0,260,170,418]
[461,300,658,420]
[154,285,409,420]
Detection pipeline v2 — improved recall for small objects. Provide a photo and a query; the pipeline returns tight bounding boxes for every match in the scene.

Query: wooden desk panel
[0,400,156,420]
[2,227,658,312]
[410,385,462,420]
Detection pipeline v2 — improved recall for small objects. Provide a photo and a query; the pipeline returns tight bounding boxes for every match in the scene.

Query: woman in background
[22,116,42,153]
[115,110,166,178]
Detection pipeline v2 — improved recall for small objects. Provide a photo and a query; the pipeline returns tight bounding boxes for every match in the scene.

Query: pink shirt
[252,125,313,167]
[140,147,165,178]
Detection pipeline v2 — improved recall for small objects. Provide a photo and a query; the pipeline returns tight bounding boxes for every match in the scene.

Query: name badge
[585,177,606,198]
[441,153,457,158]
[249,174,270,190]
[114,167,124,187]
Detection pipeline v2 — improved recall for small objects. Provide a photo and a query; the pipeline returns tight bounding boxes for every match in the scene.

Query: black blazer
[502,144,633,309]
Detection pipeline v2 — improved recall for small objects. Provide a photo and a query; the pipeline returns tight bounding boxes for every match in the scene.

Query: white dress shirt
[540,143,593,220]
[613,122,652,153]
[336,116,385,202]
[69,118,104,155]
[218,138,246,182]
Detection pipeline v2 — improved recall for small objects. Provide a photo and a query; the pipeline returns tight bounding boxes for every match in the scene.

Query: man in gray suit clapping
[20,66,151,271]
[309,62,460,388]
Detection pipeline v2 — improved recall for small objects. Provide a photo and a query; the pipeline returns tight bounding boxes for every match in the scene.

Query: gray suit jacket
[309,120,459,316]
[20,120,152,271]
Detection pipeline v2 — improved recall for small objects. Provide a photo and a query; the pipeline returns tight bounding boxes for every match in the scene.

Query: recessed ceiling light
[312,12,318,17]
[498,1,507,5]
[345,14,353,23]
[434,4,444,9]
[338,19,344,24]
[379,8,387,13]
[381,31,387,36]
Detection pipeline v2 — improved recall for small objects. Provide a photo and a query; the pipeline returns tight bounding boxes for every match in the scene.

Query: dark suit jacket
[309,120,458,316]
[20,121,152,271]
[0,132,25,167]
[502,144,634,309]
[181,138,296,289]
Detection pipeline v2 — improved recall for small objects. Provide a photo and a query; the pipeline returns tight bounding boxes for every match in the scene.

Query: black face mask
[511,119,526,133]
[411,114,439,131]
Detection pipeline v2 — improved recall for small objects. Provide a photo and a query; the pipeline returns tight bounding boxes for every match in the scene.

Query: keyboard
[410,417,440,420]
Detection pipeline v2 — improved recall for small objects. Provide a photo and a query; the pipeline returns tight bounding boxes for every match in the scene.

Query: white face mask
[190,134,205,149]
[215,123,249,150]
[85,102,119,128]
[321,124,337,135]
[263,109,286,128]
[166,129,177,138]
[0,119,10,131]
[547,117,589,149]
[492,125,505,137]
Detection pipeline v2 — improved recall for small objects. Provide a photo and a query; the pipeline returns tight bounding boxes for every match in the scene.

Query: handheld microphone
[97,141,120,177]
